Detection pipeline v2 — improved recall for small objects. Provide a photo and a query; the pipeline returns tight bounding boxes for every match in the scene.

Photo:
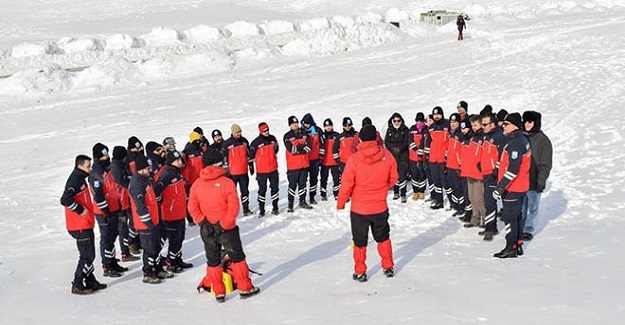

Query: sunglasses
[261,129,269,133]
[393,119,401,123]
[481,122,493,126]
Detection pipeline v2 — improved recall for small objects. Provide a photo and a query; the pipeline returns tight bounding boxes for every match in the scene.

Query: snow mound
[259,20,295,35]
[141,27,181,46]
[385,8,410,23]
[0,64,72,95]
[105,34,141,50]
[356,12,384,24]
[10,42,59,58]
[223,21,261,38]
[296,17,330,32]
[330,15,355,29]
[183,25,222,42]
[57,37,104,54]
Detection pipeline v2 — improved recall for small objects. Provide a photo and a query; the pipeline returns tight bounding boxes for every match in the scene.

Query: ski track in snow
[1,1,625,324]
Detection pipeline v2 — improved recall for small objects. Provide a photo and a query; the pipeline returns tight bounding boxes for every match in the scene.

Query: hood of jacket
[356,141,385,164]
[199,165,226,181]
[387,112,406,128]
[523,110,542,135]
[301,113,316,126]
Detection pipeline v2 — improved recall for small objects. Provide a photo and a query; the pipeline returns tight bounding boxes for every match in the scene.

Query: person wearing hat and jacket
[249,122,280,217]
[146,141,166,181]
[350,117,383,154]
[126,136,144,175]
[337,125,398,282]
[456,15,466,41]
[320,118,340,201]
[189,149,260,302]
[162,137,177,152]
[301,113,324,204]
[182,131,205,225]
[223,124,254,216]
[155,151,193,272]
[445,113,464,213]
[425,106,450,209]
[480,113,506,241]
[492,113,531,258]
[89,143,128,278]
[408,112,429,201]
[193,126,210,152]
[521,111,552,241]
[110,146,140,261]
[130,154,174,283]
[283,116,314,212]
[333,117,357,178]
[385,112,410,203]
[61,154,107,295]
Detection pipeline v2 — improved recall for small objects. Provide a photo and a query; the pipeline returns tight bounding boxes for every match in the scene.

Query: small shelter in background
[420,10,469,26]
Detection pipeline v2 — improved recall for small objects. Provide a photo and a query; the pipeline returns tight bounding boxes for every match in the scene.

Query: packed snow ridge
[0,1,619,97]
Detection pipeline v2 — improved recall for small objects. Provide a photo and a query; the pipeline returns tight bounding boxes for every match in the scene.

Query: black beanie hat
[362,117,372,127]
[194,127,204,135]
[432,106,444,116]
[202,148,224,167]
[522,111,539,123]
[128,136,143,149]
[504,113,523,130]
[449,113,461,123]
[458,100,468,111]
[496,109,509,123]
[460,121,470,129]
[288,115,298,125]
[134,154,151,171]
[415,112,425,122]
[146,141,161,154]
[211,129,222,138]
[112,146,127,160]
[323,118,333,127]
[480,104,493,116]
[342,117,353,126]
[359,125,377,142]
[166,150,182,165]
[92,143,109,159]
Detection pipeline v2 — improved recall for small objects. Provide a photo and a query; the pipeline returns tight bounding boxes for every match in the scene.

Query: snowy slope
[1,0,624,324]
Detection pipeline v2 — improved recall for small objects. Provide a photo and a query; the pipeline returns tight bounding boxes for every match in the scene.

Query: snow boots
[71,279,93,295]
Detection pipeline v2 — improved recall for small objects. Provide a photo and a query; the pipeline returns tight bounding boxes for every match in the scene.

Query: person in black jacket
[457,15,466,40]
[521,111,552,241]
[110,146,140,261]
[385,112,410,203]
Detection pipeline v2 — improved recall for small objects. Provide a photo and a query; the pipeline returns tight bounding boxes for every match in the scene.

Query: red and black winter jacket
[223,136,252,176]
[425,119,450,163]
[155,166,187,222]
[283,129,311,171]
[182,142,204,186]
[147,152,166,183]
[321,130,339,167]
[333,128,357,164]
[460,131,484,181]
[129,173,160,231]
[61,168,95,231]
[125,150,143,176]
[481,128,506,176]
[304,126,323,161]
[445,129,463,170]
[337,141,399,215]
[408,124,427,162]
[497,130,531,193]
[111,158,131,210]
[89,160,121,216]
[249,134,279,174]
[187,166,240,230]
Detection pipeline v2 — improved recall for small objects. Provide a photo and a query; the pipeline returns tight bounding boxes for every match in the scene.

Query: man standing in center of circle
[338,125,398,283]
[223,124,254,216]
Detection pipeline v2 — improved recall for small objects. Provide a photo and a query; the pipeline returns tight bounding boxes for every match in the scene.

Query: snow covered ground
[1,0,624,324]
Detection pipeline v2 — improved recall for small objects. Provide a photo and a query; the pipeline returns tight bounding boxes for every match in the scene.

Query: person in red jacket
[445,113,465,215]
[283,116,313,212]
[301,113,324,204]
[155,151,193,272]
[320,118,340,200]
[89,143,128,278]
[223,124,254,216]
[333,117,357,178]
[461,115,486,228]
[337,125,398,282]
[126,136,144,175]
[425,107,450,209]
[182,131,205,225]
[408,112,428,201]
[492,113,531,258]
[110,146,140,261]
[130,154,174,284]
[249,122,280,217]
[480,113,506,241]
[61,155,107,295]
[189,149,260,303]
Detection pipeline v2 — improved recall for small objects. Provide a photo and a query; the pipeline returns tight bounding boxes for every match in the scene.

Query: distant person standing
[61,155,107,295]
[384,112,410,203]
[320,118,341,201]
[283,116,313,212]
[338,125,398,282]
[457,15,466,40]
[223,124,254,216]
[249,122,280,217]
[521,111,552,241]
